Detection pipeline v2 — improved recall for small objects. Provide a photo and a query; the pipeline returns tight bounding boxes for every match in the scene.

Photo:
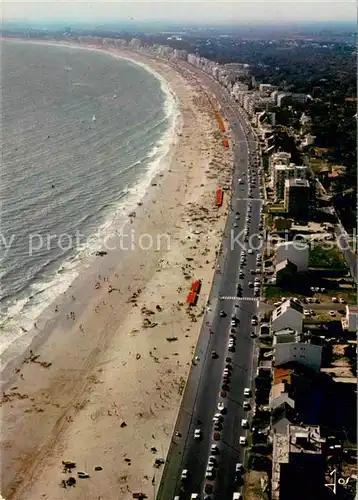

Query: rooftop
[285,178,310,188]
[272,299,304,319]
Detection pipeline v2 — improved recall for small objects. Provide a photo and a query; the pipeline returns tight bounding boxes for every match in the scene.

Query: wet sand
[1,44,233,500]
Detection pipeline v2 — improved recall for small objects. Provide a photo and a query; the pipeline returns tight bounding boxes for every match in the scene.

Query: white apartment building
[271,299,304,333]
[273,330,322,371]
[276,241,309,272]
[272,164,307,200]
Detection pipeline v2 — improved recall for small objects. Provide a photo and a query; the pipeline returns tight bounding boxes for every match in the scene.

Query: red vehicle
[213,432,220,441]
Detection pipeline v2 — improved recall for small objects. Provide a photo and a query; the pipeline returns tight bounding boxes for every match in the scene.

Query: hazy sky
[3,0,356,23]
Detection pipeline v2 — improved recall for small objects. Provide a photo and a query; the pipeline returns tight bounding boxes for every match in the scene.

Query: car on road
[194,429,202,439]
[239,436,247,446]
[251,317,258,326]
[228,344,235,352]
[250,331,257,338]
[223,368,231,376]
[211,350,218,359]
[235,462,244,473]
[205,465,215,479]
[219,310,227,317]
[213,422,222,431]
[244,387,251,397]
[190,495,199,500]
[234,223,239,228]
[213,413,223,423]
[222,376,230,385]
[241,419,249,428]
[232,492,243,499]
[213,432,220,441]
[230,319,237,327]
[220,390,227,398]
[210,444,219,454]
[208,456,217,467]
[204,483,213,495]
[222,383,229,391]
[181,469,189,480]
[248,249,254,254]
[218,402,226,413]
[192,356,200,365]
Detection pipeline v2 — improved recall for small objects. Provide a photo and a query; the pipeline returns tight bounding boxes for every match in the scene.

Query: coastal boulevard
[157,68,262,500]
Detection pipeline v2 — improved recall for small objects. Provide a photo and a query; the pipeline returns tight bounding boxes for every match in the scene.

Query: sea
[0,40,179,358]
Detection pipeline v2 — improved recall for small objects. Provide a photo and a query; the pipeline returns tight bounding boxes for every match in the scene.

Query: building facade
[271,300,304,333]
[273,331,322,372]
[276,241,309,272]
[284,178,310,218]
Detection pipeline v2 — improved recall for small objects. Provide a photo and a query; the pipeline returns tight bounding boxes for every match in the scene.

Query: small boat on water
[92,115,96,122]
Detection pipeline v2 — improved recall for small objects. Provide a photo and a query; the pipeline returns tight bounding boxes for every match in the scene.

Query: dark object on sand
[95,251,107,257]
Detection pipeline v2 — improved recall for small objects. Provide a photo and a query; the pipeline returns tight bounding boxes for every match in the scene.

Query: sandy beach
[1,43,233,500]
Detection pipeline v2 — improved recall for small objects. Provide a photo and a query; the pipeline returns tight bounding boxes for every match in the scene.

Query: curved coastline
[0,39,182,367]
[1,39,234,500]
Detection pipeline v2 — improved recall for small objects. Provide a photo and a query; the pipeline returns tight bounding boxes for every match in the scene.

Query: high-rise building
[284,179,310,218]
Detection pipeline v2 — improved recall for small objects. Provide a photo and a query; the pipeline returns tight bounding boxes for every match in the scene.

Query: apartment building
[272,425,326,500]
[271,300,304,333]
[276,241,309,272]
[284,178,310,218]
[273,330,322,372]
[272,164,307,200]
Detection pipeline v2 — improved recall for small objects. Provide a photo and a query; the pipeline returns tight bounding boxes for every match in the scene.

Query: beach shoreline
[0,38,181,372]
[1,40,233,500]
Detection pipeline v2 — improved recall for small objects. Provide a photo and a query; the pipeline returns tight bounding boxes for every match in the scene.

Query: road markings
[219,296,258,301]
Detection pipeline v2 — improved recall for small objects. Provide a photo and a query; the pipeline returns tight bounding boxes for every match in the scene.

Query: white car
[241,418,249,428]
[217,402,226,413]
[205,466,215,479]
[244,387,251,397]
[248,249,254,254]
[303,310,311,317]
[208,456,217,468]
[181,469,189,480]
[243,401,250,410]
[239,436,247,446]
[223,368,230,376]
[194,428,201,439]
[213,412,222,420]
[210,444,219,454]
[251,318,257,326]
[230,320,237,327]
[190,495,199,500]
[329,311,336,317]
[235,462,244,473]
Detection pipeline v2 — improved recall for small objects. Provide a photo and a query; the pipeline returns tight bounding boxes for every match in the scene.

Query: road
[334,224,357,285]
[157,65,263,500]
